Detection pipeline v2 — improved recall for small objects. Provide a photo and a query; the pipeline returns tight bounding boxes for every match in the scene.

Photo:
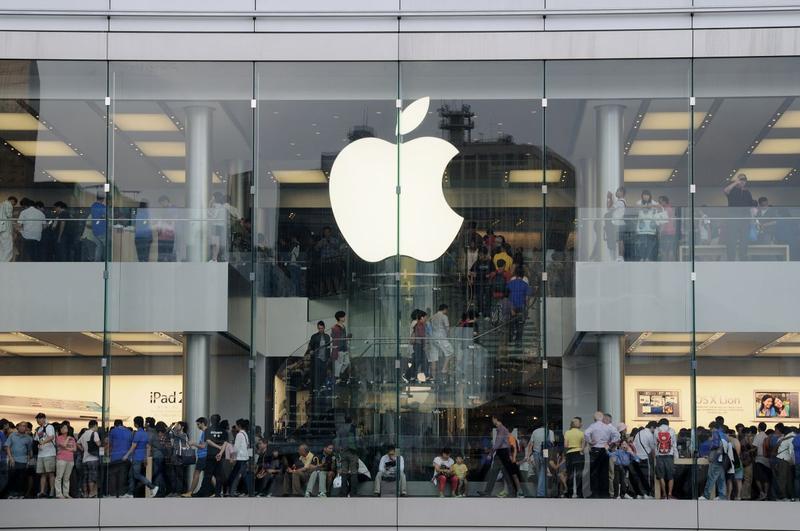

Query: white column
[595,104,625,263]
[598,334,624,420]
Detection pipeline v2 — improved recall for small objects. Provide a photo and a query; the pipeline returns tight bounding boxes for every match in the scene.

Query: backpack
[87,431,100,457]
[656,430,672,455]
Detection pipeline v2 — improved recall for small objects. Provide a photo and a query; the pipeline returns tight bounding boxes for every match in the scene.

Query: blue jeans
[535,451,546,497]
[704,462,727,500]
[128,460,154,495]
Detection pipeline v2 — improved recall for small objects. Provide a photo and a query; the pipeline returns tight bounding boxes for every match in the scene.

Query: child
[452,454,469,497]
[610,441,634,499]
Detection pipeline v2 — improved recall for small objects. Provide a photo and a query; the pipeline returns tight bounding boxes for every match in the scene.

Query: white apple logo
[329,97,463,263]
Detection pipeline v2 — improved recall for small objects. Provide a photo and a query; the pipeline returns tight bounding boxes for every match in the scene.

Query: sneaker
[150,486,159,498]
[517,491,525,498]
[643,494,654,499]
[439,492,444,498]
[571,494,578,499]
[373,492,381,497]
[476,491,486,497]
[304,492,311,498]
[624,494,633,499]
[318,493,327,498]
[181,492,193,498]
[497,490,508,498]
[636,495,643,499]
[121,493,134,498]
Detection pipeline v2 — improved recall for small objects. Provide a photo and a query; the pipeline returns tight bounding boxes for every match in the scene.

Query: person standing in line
[330,310,351,384]
[306,321,331,416]
[5,421,32,498]
[507,266,530,348]
[156,195,176,262]
[0,196,17,261]
[657,195,677,261]
[90,194,107,262]
[122,416,158,498]
[723,173,754,261]
[529,421,555,497]
[76,420,101,498]
[428,304,454,382]
[632,421,657,498]
[336,416,360,497]
[183,417,209,497]
[774,424,795,501]
[17,198,46,262]
[701,421,729,500]
[107,419,132,497]
[54,421,76,498]
[583,411,619,498]
[654,418,678,499]
[752,421,771,500]
[228,418,252,497]
[739,426,756,500]
[134,201,152,262]
[469,247,496,319]
[194,414,227,498]
[635,190,666,262]
[605,187,627,261]
[564,417,586,498]
[33,413,56,498]
[52,201,77,261]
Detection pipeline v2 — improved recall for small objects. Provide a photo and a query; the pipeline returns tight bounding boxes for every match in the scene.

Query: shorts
[83,460,99,482]
[195,457,207,472]
[36,455,56,474]
[734,467,744,481]
[655,456,674,481]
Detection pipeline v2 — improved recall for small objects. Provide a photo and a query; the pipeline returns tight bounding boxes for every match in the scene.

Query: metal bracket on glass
[102,270,109,280]
[396,185,401,195]
[690,96,696,107]
[395,99,402,109]
[690,184,696,194]
[101,358,108,368]
[542,448,549,458]
[248,359,255,369]
[250,185,255,195]
[104,96,111,106]
[691,272,697,282]
[542,359,548,369]
[691,360,698,370]
[104,183,111,193]
[542,184,548,194]
[249,272,255,282]
[541,98,548,108]
[541,271,548,282]
[395,359,401,369]
[250,99,256,109]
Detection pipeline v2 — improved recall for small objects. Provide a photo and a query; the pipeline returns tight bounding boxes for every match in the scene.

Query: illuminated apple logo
[329,97,463,263]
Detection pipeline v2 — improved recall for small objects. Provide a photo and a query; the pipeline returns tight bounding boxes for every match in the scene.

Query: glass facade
[0,57,798,502]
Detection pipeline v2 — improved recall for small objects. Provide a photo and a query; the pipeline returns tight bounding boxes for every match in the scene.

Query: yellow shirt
[493,251,513,272]
[300,451,316,468]
[564,428,584,454]
[451,463,468,479]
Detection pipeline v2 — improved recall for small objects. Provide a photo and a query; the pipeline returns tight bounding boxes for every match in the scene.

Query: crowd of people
[4,408,799,500]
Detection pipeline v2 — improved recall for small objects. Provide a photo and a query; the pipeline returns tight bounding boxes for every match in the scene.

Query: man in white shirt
[632,421,657,498]
[373,445,406,497]
[584,411,619,498]
[33,412,56,498]
[529,422,555,497]
[77,420,101,498]
[428,304,454,381]
[752,422,770,500]
[0,195,17,262]
[654,418,678,499]
[17,198,46,261]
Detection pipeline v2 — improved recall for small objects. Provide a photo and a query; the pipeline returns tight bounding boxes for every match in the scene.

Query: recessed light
[0,113,46,131]
[639,112,706,130]
[113,113,179,132]
[628,140,689,156]
[736,167,792,181]
[7,141,78,157]
[752,138,800,155]
[134,142,185,157]
[45,170,105,184]
[507,170,562,183]
[272,170,328,184]
[624,169,672,182]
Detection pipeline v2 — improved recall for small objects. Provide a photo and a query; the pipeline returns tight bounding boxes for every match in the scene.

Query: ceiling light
[108,333,174,343]
[628,140,688,156]
[733,167,792,181]
[507,170,563,183]
[760,346,800,356]
[752,138,800,155]
[7,140,78,157]
[113,113,179,132]
[645,333,715,342]
[46,170,105,184]
[126,344,183,354]
[0,113,46,131]
[623,169,672,182]
[272,170,328,184]
[630,345,691,354]
[134,142,185,157]
[1,345,65,355]
[639,112,706,130]
[0,333,34,342]
[773,111,800,129]
[162,170,222,184]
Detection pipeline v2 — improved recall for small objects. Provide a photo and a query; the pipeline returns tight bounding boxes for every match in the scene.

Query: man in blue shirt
[182,417,208,497]
[122,416,158,498]
[507,267,530,348]
[90,194,107,262]
[108,419,133,497]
